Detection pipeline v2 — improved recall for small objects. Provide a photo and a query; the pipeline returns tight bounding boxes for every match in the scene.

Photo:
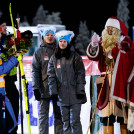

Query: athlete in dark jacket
[32,26,63,134]
[47,30,87,134]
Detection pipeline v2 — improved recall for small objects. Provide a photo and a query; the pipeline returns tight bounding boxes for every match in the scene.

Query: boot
[103,126,114,134]
[120,125,127,134]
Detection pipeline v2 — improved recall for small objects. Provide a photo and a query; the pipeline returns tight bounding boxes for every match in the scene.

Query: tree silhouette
[45,12,62,24]
[0,10,3,18]
[74,21,91,55]
[20,16,30,26]
[32,5,62,25]
[117,0,130,29]
[32,5,48,25]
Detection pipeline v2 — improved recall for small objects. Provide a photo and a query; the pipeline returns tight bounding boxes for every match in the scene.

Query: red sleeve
[121,37,134,52]
[111,44,119,59]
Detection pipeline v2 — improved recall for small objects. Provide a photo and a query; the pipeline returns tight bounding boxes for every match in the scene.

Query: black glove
[34,89,41,101]
[51,95,58,101]
[77,94,84,99]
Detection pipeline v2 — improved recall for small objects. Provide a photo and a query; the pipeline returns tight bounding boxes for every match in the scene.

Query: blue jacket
[0,56,18,76]
[0,55,18,133]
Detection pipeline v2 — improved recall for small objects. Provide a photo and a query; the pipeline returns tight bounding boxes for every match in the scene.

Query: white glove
[91,32,100,47]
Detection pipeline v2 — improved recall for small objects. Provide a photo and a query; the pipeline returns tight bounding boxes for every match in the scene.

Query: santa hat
[105,17,128,36]
[39,26,56,38]
[55,30,74,44]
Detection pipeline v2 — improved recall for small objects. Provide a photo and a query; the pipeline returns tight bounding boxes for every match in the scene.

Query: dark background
[0,0,134,38]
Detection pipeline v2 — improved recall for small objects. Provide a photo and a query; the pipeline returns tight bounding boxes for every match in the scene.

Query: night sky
[0,0,134,38]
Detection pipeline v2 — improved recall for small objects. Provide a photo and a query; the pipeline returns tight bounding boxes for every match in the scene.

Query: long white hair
[101,27,121,70]
[101,27,121,53]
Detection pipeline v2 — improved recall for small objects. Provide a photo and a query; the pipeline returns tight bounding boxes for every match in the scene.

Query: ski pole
[9,3,31,134]
[18,56,31,134]
[16,17,31,134]
[19,65,24,134]
[9,3,24,134]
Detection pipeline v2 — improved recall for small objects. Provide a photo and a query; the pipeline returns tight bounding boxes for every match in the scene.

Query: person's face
[59,39,68,49]
[107,26,114,35]
[1,22,7,35]
[44,32,55,44]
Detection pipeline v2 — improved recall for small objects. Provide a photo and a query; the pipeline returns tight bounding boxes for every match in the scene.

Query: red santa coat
[111,48,134,106]
[87,36,134,110]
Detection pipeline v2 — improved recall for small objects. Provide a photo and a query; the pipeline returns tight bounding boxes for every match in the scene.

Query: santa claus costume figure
[86,17,134,134]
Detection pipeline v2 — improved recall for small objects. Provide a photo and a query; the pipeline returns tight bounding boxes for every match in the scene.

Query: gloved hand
[77,90,86,99]
[14,53,23,61]
[34,89,41,101]
[91,32,100,47]
[51,95,58,101]
[77,94,84,99]
[17,53,23,61]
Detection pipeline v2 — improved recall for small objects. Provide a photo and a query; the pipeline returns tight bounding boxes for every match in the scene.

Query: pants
[39,98,63,134]
[60,104,82,134]
[100,114,124,126]
[5,76,19,134]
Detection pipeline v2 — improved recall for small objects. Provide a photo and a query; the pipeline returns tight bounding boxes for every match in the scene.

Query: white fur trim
[127,67,134,83]
[110,50,126,103]
[86,43,99,58]
[105,18,120,30]
[120,35,125,42]
[118,35,125,47]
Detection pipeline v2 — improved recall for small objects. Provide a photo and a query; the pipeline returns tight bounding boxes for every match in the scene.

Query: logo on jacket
[66,61,70,64]
[57,61,61,68]
[44,55,49,60]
